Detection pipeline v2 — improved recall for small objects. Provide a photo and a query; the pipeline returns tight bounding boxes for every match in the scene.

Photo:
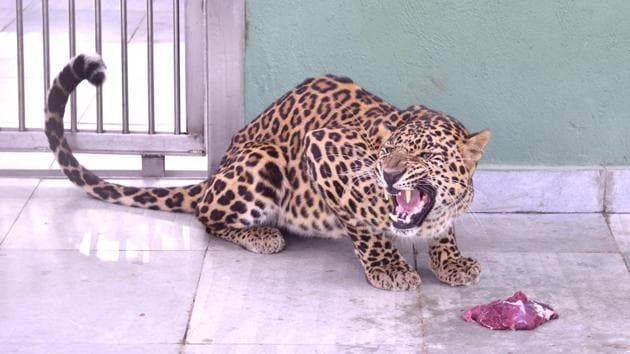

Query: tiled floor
[1,178,629,353]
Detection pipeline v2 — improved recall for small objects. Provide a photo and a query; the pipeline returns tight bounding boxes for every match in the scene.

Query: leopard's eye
[419,152,432,159]
[382,146,393,154]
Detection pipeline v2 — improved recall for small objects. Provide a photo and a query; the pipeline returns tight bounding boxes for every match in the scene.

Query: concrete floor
[0,178,629,353]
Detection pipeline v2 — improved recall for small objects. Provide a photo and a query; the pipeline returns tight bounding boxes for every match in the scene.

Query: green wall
[244,0,630,165]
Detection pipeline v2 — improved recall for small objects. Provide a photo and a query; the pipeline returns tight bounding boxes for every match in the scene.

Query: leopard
[44,54,490,291]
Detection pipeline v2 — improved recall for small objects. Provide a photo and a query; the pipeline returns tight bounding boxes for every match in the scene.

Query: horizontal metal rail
[0,130,205,156]
[0,169,208,179]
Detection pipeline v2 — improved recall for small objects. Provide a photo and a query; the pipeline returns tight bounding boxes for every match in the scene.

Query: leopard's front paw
[432,256,481,286]
[366,264,421,291]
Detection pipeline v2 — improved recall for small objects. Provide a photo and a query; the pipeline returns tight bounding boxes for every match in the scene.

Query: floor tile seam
[602,167,610,214]
[0,247,622,255]
[0,15,15,32]
[599,212,629,272]
[0,0,44,32]
[181,244,210,345]
[0,248,207,253]
[623,255,630,273]
[0,178,42,246]
[468,250,624,255]
[128,12,147,43]
[182,341,424,347]
[46,151,56,169]
[76,94,98,124]
[1,248,616,254]
[24,0,38,11]
[467,211,609,215]
[0,5,19,32]
[0,340,185,345]
[418,302,429,354]
[603,213,628,256]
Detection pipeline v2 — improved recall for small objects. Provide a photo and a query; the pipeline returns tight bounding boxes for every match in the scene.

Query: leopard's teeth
[404,190,412,203]
[384,192,389,201]
[389,213,398,222]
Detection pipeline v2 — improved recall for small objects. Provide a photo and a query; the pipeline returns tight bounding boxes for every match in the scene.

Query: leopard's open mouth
[386,186,436,229]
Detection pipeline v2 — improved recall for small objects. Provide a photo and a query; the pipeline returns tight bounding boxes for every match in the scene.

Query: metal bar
[120,0,129,133]
[42,0,50,100]
[16,0,25,131]
[68,0,77,132]
[147,0,155,134]
[184,0,205,138]
[173,0,181,134]
[205,0,246,173]
[0,130,205,155]
[95,0,103,133]
[0,169,208,179]
[141,155,166,177]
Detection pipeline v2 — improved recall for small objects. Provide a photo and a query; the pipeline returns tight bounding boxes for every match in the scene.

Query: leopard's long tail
[45,54,206,213]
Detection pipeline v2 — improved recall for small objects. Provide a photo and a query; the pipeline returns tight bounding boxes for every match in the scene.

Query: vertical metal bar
[68,0,77,132]
[205,0,245,173]
[184,0,205,138]
[16,0,25,131]
[147,0,155,134]
[120,0,129,133]
[95,0,103,133]
[42,0,50,100]
[173,0,181,134]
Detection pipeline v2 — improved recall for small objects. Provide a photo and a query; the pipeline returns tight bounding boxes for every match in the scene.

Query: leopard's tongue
[395,190,427,215]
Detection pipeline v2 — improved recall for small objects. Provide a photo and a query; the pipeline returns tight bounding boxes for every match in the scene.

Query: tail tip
[88,71,106,86]
[76,53,107,86]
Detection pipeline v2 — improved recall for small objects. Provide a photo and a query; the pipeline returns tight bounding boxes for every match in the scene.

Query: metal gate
[0,0,244,177]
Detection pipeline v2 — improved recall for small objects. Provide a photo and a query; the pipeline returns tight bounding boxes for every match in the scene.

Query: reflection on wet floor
[1,179,209,252]
[74,225,194,263]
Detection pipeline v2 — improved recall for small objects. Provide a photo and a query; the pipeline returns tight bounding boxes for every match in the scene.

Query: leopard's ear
[461,129,491,172]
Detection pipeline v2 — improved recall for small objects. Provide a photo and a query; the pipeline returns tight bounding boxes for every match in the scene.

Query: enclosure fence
[0,0,244,177]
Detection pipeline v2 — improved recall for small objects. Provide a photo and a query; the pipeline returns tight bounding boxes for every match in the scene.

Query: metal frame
[0,0,245,178]
[204,0,246,173]
[0,169,208,179]
[0,130,204,155]
[16,0,25,131]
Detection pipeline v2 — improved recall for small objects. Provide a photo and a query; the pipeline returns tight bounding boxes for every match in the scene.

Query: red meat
[461,291,559,330]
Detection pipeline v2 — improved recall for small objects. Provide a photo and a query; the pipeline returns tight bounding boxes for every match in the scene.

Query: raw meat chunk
[461,291,558,330]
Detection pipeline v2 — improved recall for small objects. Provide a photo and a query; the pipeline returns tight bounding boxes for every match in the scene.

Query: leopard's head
[375,108,490,238]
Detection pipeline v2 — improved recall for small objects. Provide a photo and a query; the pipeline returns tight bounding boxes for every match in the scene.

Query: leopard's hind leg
[197,143,287,254]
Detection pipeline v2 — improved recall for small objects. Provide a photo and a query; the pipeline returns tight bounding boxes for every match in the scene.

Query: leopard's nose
[383,169,405,187]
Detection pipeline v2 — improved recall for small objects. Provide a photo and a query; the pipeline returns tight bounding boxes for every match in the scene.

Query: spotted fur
[46,54,490,290]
